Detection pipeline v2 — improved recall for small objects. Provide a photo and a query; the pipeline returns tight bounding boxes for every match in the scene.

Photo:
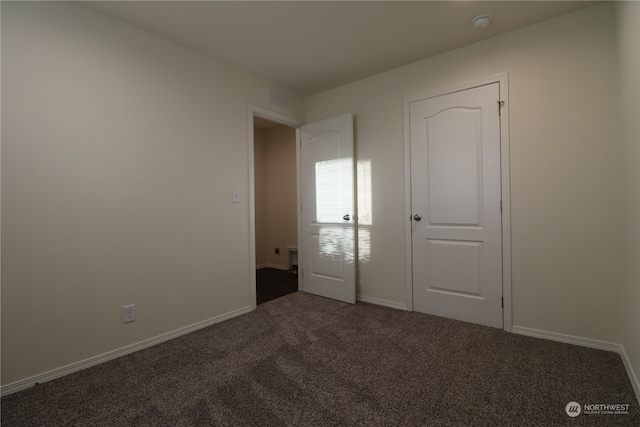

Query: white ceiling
[80,1,598,97]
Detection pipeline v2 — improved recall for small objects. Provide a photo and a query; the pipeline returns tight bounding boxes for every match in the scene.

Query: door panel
[301,113,356,304]
[427,239,482,295]
[411,83,502,328]
[426,107,482,225]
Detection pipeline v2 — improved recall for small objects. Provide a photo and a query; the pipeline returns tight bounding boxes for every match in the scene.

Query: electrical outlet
[275,248,280,255]
[123,304,136,323]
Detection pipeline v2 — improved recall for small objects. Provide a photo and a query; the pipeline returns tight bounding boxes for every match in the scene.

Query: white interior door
[410,83,503,328]
[300,113,356,304]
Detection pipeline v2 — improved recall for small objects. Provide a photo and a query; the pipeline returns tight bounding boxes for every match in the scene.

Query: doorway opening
[253,115,299,305]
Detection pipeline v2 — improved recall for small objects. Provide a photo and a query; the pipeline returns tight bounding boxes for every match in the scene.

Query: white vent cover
[268,88,291,111]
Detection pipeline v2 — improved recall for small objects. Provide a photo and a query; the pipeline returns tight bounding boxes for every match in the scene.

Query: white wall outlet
[123,304,136,323]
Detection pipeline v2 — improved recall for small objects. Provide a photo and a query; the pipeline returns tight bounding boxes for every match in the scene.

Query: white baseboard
[256,263,288,270]
[512,325,621,352]
[1,305,254,397]
[619,345,640,405]
[512,325,639,405]
[357,294,407,311]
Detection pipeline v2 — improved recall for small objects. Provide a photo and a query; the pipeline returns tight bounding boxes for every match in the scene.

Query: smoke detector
[471,14,492,30]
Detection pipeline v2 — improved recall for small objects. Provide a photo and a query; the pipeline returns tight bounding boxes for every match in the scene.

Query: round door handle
[343,214,351,221]
[413,214,422,221]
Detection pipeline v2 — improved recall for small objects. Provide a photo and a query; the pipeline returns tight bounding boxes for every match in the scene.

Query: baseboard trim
[512,325,620,352]
[512,325,640,405]
[357,295,407,311]
[619,345,640,405]
[1,305,254,397]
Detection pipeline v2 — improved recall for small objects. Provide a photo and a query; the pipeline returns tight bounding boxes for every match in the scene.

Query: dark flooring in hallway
[256,268,298,305]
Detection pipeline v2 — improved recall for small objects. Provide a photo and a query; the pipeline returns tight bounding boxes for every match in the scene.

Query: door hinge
[498,100,504,115]
[501,297,504,308]
[500,200,502,213]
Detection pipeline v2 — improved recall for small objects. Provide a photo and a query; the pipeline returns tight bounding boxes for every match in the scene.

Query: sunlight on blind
[315,158,353,223]
[315,158,372,226]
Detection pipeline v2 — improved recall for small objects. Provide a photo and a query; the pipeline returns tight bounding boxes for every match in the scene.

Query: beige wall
[616,0,640,393]
[1,1,304,386]
[254,125,298,270]
[306,3,624,342]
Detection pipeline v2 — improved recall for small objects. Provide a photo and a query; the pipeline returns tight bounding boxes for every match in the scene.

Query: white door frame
[402,73,512,331]
[248,105,302,310]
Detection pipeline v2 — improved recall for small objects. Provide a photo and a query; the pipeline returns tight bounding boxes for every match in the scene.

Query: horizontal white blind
[315,158,353,223]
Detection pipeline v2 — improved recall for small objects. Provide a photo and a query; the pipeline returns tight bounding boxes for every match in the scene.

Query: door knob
[343,214,351,221]
[413,214,422,221]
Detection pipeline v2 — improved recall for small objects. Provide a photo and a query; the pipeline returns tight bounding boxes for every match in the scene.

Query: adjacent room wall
[254,124,297,270]
[264,126,298,269]
[616,0,640,395]
[1,1,304,387]
[305,3,623,342]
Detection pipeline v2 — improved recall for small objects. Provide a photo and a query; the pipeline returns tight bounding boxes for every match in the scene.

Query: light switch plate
[232,189,240,203]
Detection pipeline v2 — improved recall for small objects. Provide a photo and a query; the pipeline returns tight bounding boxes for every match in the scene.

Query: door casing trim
[248,105,302,310]
[402,73,512,331]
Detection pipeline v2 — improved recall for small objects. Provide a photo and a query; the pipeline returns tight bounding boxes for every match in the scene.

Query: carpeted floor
[2,292,639,426]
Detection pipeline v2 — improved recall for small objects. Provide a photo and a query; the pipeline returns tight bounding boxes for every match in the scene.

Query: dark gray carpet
[2,292,639,426]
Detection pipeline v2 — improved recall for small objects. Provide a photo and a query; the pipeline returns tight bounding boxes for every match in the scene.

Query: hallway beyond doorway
[256,268,298,305]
